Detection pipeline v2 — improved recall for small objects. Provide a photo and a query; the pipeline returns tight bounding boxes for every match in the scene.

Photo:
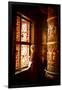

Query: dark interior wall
[32,13,48,80]
[8,3,16,86]
[40,14,47,66]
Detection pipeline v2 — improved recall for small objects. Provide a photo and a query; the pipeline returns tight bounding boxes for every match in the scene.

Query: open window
[15,13,34,74]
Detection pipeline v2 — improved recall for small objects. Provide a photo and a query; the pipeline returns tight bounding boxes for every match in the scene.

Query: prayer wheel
[45,7,60,79]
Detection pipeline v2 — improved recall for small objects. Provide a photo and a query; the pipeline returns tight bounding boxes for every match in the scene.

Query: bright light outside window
[15,15,32,74]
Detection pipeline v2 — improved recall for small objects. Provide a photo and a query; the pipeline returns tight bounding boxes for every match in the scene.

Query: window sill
[15,61,32,75]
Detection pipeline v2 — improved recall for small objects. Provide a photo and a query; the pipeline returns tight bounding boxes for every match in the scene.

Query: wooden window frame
[15,13,32,74]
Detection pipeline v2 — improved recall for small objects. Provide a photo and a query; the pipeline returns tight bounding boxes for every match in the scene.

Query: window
[15,14,33,74]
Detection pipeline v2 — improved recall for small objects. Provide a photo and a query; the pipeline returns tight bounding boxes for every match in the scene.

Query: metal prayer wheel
[45,7,60,79]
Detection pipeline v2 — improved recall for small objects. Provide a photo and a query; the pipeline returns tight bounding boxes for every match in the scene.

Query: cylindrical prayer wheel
[45,7,60,79]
